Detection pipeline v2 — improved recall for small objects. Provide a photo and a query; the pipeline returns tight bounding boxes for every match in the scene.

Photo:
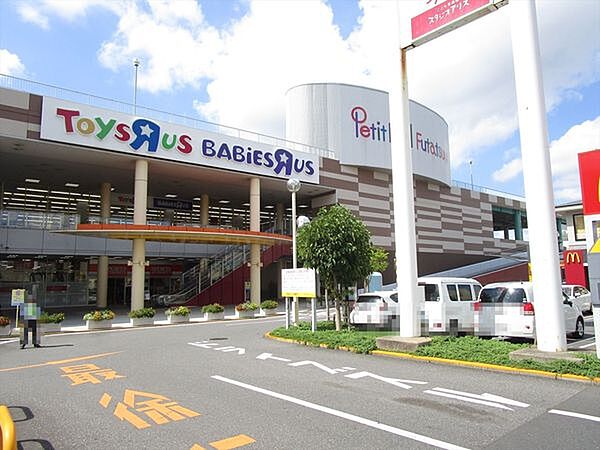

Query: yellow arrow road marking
[0,351,122,372]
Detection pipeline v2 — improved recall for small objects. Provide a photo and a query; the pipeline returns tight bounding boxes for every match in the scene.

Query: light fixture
[165,194,177,198]
[299,204,309,208]
[65,183,79,188]
[264,205,274,209]
[242,202,250,207]
[218,199,230,204]
[25,178,40,183]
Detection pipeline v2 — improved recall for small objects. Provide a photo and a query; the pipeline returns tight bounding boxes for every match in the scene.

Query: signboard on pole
[11,289,25,306]
[578,150,600,215]
[281,268,316,298]
[411,0,507,47]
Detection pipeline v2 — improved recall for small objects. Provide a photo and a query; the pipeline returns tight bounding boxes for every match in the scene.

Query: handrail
[0,405,16,450]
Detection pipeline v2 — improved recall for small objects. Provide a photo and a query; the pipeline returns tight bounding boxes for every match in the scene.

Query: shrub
[202,303,224,314]
[166,306,191,317]
[260,300,278,310]
[39,312,65,324]
[83,309,115,321]
[236,302,258,312]
[0,316,10,327]
[128,307,155,319]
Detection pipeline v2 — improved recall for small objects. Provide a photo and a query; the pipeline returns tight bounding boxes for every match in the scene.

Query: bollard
[0,404,17,450]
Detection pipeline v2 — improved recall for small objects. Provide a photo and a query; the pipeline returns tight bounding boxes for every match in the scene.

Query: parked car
[419,277,482,334]
[349,291,398,329]
[349,277,482,332]
[475,281,585,340]
[562,284,592,314]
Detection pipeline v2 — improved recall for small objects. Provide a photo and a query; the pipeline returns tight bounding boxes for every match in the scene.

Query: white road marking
[0,339,19,345]
[431,388,529,408]
[424,387,530,411]
[576,342,596,349]
[212,375,470,450]
[256,353,292,362]
[344,371,427,390]
[549,409,600,423]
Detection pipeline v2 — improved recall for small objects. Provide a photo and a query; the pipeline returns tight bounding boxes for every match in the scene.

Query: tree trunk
[334,298,342,331]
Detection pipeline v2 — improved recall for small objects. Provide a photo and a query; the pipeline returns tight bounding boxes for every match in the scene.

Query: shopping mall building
[0,77,530,310]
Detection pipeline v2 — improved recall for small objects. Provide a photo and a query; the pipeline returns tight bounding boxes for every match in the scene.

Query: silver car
[349,291,399,329]
[562,285,592,314]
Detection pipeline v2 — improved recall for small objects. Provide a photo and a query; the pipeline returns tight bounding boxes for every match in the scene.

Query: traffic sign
[591,238,600,254]
[11,289,25,306]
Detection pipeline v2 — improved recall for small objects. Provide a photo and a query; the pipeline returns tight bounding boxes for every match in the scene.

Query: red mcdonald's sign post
[563,250,586,288]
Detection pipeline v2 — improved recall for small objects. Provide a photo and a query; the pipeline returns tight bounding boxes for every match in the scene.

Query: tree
[296,204,372,331]
[366,246,389,291]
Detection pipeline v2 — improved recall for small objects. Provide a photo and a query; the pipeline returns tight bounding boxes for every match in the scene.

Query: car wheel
[573,317,584,339]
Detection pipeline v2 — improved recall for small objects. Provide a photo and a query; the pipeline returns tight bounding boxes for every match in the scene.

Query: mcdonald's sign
[565,251,582,264]
[578,150,600,215]
[563,249,586,287]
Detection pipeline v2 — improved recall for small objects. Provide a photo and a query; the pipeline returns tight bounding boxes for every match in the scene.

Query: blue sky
[0,0,598,204]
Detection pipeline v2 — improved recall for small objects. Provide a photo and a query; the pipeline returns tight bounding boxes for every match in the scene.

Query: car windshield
[561,287,571,296]
[479,287,527,304]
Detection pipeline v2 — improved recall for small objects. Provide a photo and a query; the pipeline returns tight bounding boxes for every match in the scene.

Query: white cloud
[23,0,599,173]
[550,116,600,202]
[17,3,50,29]
[0,49,25,76]
[493,158,522,183]
[97,1,222,93]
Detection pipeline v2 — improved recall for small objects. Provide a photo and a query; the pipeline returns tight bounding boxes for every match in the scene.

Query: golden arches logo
[565,252,581,264]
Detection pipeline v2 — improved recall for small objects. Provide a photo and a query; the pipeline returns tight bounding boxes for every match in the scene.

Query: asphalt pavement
[1,311,599,449]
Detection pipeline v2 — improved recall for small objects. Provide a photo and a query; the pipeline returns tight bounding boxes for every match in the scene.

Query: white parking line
[212,375,470,450]
[549,409,600,423]
[0,339,19,345]
[577,342,596,349]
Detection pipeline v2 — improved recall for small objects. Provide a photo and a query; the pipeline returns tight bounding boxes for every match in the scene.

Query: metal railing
[0,73,335,159]
[452,180,526,203]
[0,210,79,230]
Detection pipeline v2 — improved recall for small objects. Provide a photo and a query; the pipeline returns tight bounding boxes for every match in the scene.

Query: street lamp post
[469,160,474,190]
[287,178,301,324]
[133,58,140,115]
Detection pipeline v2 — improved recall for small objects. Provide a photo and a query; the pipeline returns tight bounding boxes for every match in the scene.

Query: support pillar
[511,0,565,351]
[97,182,111,308]
[131,160,148,311]
[250,178,261,305]
[200,194,209,226]
[275,203,284,233]
[514,210,523,241]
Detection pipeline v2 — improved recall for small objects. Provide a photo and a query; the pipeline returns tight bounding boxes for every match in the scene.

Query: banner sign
[411,0,506,46]
[563,250,586,287]
[153,197,193,211]
[281,268,316,298]
[578,150,600,215]
[41,97,319,184]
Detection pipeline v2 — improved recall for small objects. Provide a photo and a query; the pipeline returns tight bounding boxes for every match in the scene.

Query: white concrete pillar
[131,160,148,311]
[250,178,261,305]
[97,182,111,308]
[510,0,566,352]
[275,203,284,233]
[200,194,209,226]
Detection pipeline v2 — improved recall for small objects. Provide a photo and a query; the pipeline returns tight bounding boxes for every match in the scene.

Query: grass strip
[270,323,600,379]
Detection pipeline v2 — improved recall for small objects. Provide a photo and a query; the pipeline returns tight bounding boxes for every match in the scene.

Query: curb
[264,333,600,384]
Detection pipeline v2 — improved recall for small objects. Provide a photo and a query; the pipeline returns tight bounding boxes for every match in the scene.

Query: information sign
[281,268,316,298]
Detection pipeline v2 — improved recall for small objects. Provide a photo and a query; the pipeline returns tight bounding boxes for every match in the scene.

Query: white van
[418,277,482,334]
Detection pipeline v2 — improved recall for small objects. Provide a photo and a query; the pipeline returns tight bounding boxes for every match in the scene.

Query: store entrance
[107,278,126,306]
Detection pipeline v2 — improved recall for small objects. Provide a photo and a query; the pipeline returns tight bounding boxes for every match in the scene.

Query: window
[446,284,459,302]
[574,214,586,241]
[473,285,482,300]
[479,287,527,303]
[458,284,474,302]
[424,284,440,302]
[390,293,398,302]
[574,287,589,297]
